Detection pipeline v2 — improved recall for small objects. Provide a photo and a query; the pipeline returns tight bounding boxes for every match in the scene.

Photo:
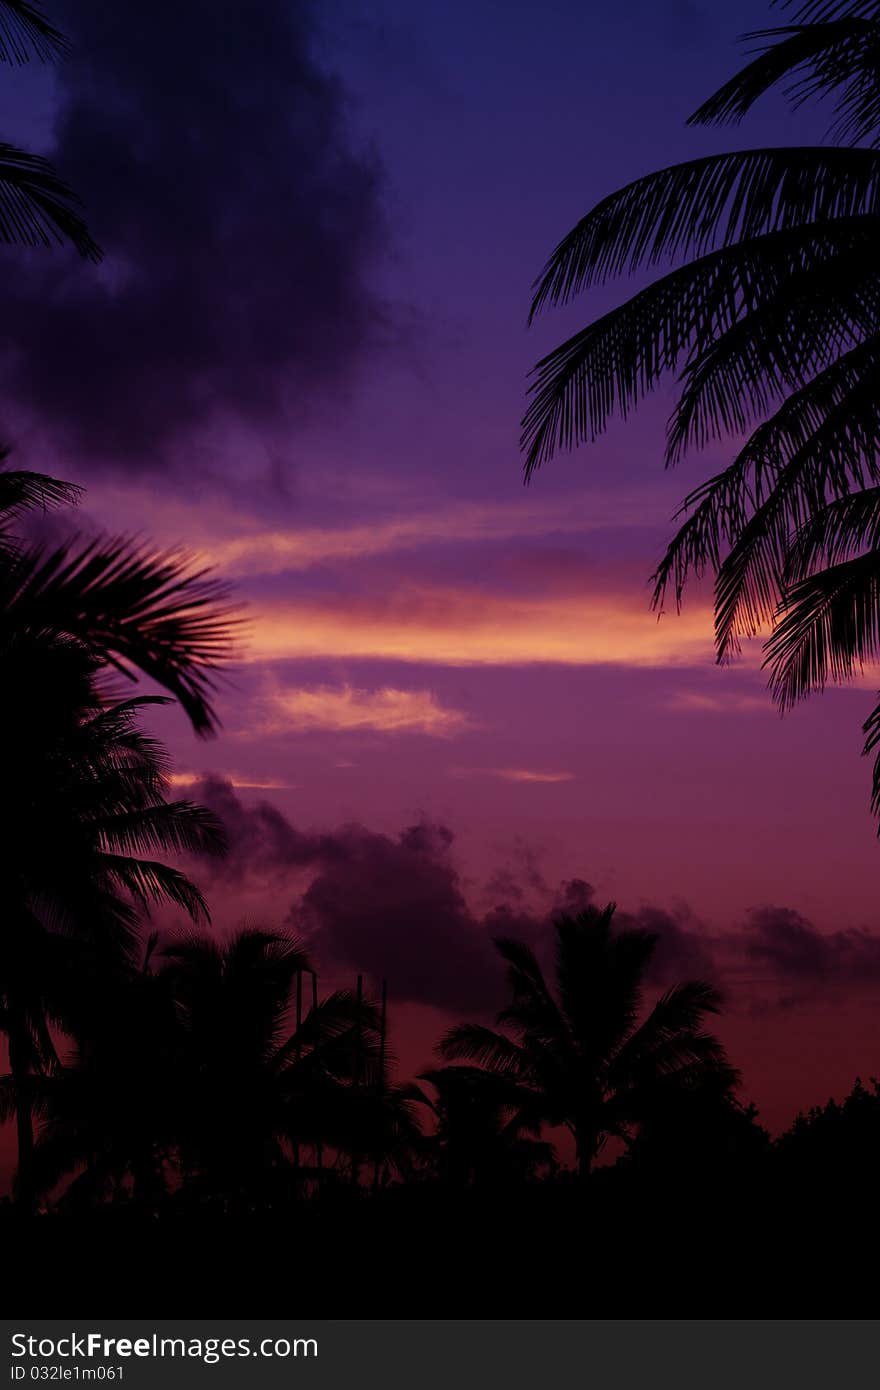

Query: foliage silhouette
[0,635,225,1210]
[12,927,417,1210]
[524,0,880,821]
[0,3,99,258]
[439,904,735,1177]
[413,1065,556,1188]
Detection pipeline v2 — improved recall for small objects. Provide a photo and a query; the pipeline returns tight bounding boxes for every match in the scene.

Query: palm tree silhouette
[21,930,412,1208]
[414,1065,555,1188]
[1,935,187,1208]
[0,637,225,1210]
[523,0,880,813]
[0,464,239,737]
[439,905,734,1177]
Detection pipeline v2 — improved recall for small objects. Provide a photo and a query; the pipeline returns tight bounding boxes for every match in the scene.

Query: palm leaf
[0,538,241,735]
[652,335,880,616]
[0,1,67,64]
[0,465,82,523]
[765,549,880,704]
[99,855,211,922]
[689,18,880,146]
[529,146,880,318]
[0,142,101,260]
[860,694,880,818]
[786,486,880,578]
[95,801,227,859]
[523,220,871,476]
[666,235,880,461]
[438,1023,527,1074]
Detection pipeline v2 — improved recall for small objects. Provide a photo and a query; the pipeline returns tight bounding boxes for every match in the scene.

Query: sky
[2,0,880,1157]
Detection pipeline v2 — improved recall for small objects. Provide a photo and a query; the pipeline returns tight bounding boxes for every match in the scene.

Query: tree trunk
[7,1005,35,1215]
[575,1125,597,1181]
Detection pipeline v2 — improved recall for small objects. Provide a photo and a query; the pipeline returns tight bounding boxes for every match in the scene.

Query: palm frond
[765,549,880,704]
[0,537,242,735]
[666,233,880,462]
[0,465,82,523]
[529,146,880,318]
[786,486,880,579]
[523,219,872,476]
[0,142,101,259]
[438,1024,527,1074]
[0,1,67,64]
[860,693,880,819]
[651,335,880,616]
[710,369,880,655]
[100,855,211,923]
[95,801,227,859]
[689,19,880,146]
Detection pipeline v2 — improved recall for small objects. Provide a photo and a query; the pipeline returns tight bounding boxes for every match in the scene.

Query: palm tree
[523,0,880,816]
[1,934,188,1208]
[0,463,235,1211]
[440,905,734,1177]
[158,930,394,1207]
[0,636,226,1210]
[414,1065,555,1188]
[0,1,100,259]
[18,931,420,1209]
[0,465,239,736]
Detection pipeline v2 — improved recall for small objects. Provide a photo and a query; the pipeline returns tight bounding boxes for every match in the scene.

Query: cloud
[184,778,880,1015]
[295,821,499,1010]
[170,771,292,791]
[190,493,659,575]
[0,1,386,471]
[451,767,574,783]
[253,683,472,736]
[187,777,597,1010]
[615,905,719,986]
[68,482,666,574]
[668,691,770,714]
[743,906,880,985]
[246,584,715,668]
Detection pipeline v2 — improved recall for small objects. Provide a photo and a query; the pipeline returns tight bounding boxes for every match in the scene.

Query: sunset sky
[2,0,879,1159]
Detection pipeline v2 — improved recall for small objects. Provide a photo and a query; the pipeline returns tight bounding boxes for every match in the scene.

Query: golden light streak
[244,586,717,668]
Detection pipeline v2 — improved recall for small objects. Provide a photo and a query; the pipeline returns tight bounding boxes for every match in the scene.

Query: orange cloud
[169,771,293,789]
[245,585,716,669]
[451,767,575,783]
[252,683,472,736]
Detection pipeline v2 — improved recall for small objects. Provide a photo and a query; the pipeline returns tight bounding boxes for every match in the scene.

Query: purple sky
[2,0,879,1147]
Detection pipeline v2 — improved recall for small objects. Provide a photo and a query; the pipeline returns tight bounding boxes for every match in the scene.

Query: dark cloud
[190,778,880,1015]
[193,774,341,880]
[1,1,386,471]
[296,820,499,1011]
[616,904,719,986]
[744,906,880,986]
[192,778,600,1011]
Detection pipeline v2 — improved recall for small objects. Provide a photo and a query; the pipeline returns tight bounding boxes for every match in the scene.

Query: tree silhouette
[440,905,734,1177]
[0,466,240,737]
[0,638,225,1210]
[23,929,404,1209]
[523,0,880,817]
[414,1065,555,1188]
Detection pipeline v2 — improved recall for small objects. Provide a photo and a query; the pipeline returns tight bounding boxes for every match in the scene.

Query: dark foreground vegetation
[4,1113,880,1316]
[2,0,880,1316]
